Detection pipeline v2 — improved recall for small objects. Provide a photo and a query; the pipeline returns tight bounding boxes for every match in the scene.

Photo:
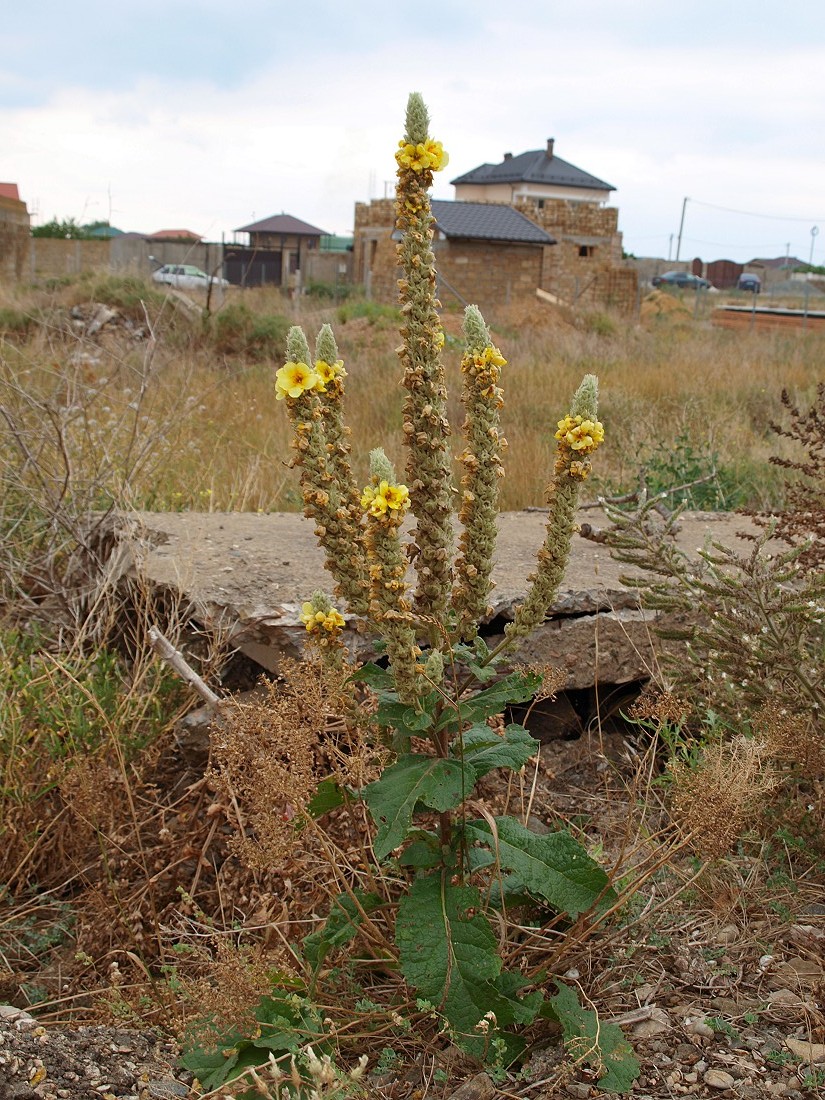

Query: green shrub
[335,299,400,326]
[211,303,289,360]
[86,273,166,318]
[0,308,37,339]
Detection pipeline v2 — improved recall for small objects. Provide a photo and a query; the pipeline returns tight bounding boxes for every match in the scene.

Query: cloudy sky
[4,0,825,264]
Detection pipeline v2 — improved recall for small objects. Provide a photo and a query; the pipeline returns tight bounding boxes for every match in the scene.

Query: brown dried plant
[208,662,381,872]
[749,382,825,571]
[668,735,778,859]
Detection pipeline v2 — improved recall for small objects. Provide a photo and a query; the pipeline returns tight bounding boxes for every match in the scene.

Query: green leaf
[455,723,538,778]
[181,988,324,1091]
[464,818,615,918]
[398,831,443,869]
[396,874,517,1039]
[349,661,394,688]
[303,891,383,968]
[350,662,434,733]
[436,671,542,731]
[453,641,499,683]
[306,778,344,818]
[363,755,473,860]
[548,982,640,1093]
[376,697,434,733]
[494,971,544,1025]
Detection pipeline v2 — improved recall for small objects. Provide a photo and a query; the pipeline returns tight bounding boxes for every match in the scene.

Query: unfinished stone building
[0,184,31,282]
[353,139,638,315]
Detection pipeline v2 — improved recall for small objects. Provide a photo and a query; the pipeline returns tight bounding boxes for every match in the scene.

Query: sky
[4,0,825,265]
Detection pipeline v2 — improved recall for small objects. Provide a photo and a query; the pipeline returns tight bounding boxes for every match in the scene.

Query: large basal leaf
[464,818,615,918]
[548,982,640,1094]
[396,874,517,1039]
[362,755,473,860]
[436,670,542,731]
[302,890,383,968]
[455,723,539,778]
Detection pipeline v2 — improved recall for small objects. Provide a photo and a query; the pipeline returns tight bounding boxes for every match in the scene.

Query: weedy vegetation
[0,93,823,1100]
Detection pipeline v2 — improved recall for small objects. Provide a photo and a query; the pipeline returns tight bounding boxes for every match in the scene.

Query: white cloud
[4,13,825,263]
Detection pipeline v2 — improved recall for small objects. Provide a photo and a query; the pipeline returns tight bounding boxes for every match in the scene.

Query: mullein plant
[266,93,634,1088]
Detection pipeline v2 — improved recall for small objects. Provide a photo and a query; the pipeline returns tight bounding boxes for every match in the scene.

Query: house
[0,182,31,281]
[451,138,615,206]
[354,198,555,313]
[353,135,637,315]
[451,138,634,311]
[228,214,327,287]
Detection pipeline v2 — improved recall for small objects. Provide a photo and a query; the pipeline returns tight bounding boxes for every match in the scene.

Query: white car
[151,264,229,290]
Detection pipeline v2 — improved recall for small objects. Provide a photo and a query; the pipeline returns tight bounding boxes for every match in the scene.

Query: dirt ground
[1,723,822,1100]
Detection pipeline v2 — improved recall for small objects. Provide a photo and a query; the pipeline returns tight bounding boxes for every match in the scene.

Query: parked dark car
[737,273,762,293]
[652,271,714,291]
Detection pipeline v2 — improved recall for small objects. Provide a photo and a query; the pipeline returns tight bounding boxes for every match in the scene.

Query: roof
[0,183,21,201]
[320,234,354,252]
[430,200,555,245]
[237,214,327,236]
[747,256,805,270]
[451,145,614,193]
[149,229,202,240]
[86,224,124,238]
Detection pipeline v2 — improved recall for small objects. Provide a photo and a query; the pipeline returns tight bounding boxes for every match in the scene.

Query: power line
[689,198,824,223]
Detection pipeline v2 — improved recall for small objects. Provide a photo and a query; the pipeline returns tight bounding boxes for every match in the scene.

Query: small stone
[704,1068,736,1089]
[564,1084,592,1099]
[716,924,739,944]
[632,1008,671,1038]
[785,1037,825,1063]
[768,988,802,1006]
[446,1072,496,1100]
[686,1018,715,1039]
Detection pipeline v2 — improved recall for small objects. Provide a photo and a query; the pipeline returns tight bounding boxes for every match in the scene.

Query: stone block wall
[27,238,111,279]
[0,195,31,282]
[353,195,638,316]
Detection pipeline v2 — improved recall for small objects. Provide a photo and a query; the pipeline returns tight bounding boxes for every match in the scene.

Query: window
[578,245,594,258]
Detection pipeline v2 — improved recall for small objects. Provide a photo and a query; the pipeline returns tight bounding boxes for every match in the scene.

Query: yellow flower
[423,139,449,171]
[300,602,345,634]
[361,480,410,519]
[275,361,320,400]
[555,414,605,454]
[482,345,507,368]
[315,359,346,386]
[383,482,410,512]
[361,484,387,516]
[395,137,449,173]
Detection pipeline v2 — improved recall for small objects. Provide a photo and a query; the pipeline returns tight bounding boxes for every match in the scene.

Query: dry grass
[2,273,824,1096]
[2,275,823,519]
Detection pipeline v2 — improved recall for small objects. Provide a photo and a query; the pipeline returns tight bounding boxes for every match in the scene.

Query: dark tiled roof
[237,214,327,236]
[451,149,614,192]
[430,200,555,245]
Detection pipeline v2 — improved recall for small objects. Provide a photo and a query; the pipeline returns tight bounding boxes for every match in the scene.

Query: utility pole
[668,234,673,261]
[804,225,819,327]
[675,197,689,262]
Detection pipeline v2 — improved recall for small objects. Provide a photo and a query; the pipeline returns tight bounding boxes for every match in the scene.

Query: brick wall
[0,195,31,281]
[352,195,638,316]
